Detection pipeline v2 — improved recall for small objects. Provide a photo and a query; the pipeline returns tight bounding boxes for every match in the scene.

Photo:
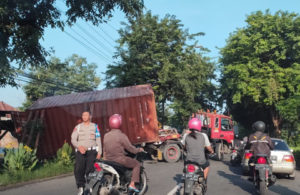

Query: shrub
[56,142,74,166]
[4,143,38,173]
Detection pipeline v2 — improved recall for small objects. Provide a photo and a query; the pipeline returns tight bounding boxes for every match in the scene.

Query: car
[241,138,296,179]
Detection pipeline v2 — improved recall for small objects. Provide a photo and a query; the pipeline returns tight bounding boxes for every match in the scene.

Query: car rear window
[272,140,289,151]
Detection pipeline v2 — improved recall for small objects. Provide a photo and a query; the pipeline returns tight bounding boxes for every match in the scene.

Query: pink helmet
[188,118,202,131]
[109,114,122,129]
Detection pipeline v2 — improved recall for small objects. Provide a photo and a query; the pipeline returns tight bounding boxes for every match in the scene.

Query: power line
[54,2,113,64]
[107,23,118,32]
[68,28,112,61]
[15,67,93,93]
[64,30,113,64]
[86,22,116,48]
[76,23,114,55]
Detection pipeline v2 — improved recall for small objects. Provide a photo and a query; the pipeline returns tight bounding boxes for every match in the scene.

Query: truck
[197,110,235,160]
[19,84,183,162]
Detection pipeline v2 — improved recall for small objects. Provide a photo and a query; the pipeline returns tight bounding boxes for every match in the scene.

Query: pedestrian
[71,110,102,195]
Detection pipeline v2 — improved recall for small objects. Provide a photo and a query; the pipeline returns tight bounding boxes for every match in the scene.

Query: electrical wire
[76,23,114,54]
[86,22,116,48]
[64,30,113,64]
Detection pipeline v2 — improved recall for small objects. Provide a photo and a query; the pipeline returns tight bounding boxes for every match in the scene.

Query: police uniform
[71,122,102,189]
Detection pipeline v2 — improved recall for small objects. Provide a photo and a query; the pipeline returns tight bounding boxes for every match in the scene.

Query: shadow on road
[173,174,182,184]
[222,160,244,175]
[269,184,300,195]
[217,170,256,195]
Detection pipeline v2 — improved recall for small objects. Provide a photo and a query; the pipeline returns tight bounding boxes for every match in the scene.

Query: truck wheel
[215,142,224,161]
[163,144,181,163]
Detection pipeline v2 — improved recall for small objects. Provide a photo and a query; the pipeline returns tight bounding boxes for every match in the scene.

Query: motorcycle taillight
[187,164,196,173]
[245,152,253,159]
[257,157,267,164]
[94,163,102,172]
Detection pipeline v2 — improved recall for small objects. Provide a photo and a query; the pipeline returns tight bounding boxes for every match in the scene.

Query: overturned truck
[22,84,182,162]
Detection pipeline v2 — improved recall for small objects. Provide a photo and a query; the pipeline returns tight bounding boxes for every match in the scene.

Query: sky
[1,0,300,108]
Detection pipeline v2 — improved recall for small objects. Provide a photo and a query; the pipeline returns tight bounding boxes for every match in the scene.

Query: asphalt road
[1,157,299,195]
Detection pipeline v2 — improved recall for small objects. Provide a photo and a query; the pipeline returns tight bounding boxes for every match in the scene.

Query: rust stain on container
[25,85,159,158]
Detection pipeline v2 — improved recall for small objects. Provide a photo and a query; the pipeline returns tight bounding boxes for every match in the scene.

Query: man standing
[103,114,144,193]
[71,111,102,195]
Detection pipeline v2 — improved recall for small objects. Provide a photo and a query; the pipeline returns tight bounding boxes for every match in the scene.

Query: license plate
[271,156,277,162]
[186,173,195,178]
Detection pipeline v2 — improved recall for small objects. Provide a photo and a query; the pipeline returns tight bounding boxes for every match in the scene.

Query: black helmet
[252,121,265,132]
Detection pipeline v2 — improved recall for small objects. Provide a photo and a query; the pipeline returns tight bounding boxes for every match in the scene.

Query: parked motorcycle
[85,152,148,195]
[230,147,242,166]
[249,154,276,195]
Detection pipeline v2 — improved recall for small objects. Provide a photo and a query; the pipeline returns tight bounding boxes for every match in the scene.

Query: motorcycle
[85,152,148,195]
[249,154,276,195]
[180,161,206,195]
[230,147,242,166]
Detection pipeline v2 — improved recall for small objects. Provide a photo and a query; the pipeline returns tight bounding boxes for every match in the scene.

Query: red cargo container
[23,84,159,158]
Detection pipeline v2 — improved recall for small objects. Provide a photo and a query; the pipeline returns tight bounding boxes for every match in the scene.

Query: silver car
[241,138,296,179]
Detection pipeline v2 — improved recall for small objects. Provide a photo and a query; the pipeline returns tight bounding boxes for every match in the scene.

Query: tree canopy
[22,54,100,110]
[220,10,300,137]
[105,11,215,128]
[0,0,144,87]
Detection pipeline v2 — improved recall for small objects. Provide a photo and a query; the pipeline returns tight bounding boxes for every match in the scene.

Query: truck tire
[163,144,181,163]
[215,142,224,161]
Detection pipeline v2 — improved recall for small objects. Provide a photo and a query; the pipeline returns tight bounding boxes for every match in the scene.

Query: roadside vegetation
[290,146,300,169]
[0,143,74,187]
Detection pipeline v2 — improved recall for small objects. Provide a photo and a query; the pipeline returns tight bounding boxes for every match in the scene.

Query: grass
[0,161,74,187]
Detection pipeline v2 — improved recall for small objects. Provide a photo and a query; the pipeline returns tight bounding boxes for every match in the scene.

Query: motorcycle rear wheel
[98,174,119,195]
[259,180,267,195]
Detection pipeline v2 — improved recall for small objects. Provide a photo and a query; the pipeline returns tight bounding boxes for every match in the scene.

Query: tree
[0,0,144,87]
[105,12,215,127]
[220,10,300,137]
[22,54,100,109]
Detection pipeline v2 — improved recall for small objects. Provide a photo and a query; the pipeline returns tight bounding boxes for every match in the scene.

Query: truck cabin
[197,111,234,144]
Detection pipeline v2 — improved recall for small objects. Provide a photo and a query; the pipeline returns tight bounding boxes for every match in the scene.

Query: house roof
[0,101,19,112]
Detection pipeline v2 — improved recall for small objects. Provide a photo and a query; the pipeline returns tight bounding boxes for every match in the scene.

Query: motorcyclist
[184,118,214,182]
[103,114,144,193]
[248,121,274,179]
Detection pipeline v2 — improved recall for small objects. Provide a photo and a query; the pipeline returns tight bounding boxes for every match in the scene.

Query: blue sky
[1,0,300,108]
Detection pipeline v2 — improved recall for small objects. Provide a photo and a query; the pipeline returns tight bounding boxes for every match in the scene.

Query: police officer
[71,111,102,195]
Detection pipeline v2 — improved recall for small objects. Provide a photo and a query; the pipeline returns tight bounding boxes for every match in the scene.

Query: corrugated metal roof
[0,101,19,111]
[29,84,154,110]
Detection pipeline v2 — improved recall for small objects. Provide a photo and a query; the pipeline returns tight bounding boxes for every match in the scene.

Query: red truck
[197,110,235,160]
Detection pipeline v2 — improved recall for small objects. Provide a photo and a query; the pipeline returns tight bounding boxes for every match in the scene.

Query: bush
[56,142,74,166]
[291,146,300,169]
[0,160,74,186]
[4,143,38,173]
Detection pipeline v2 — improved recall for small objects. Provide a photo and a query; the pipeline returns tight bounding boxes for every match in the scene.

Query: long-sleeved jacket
[249,131,274,157]
[103,129,139,161]
[71,122,102,155]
